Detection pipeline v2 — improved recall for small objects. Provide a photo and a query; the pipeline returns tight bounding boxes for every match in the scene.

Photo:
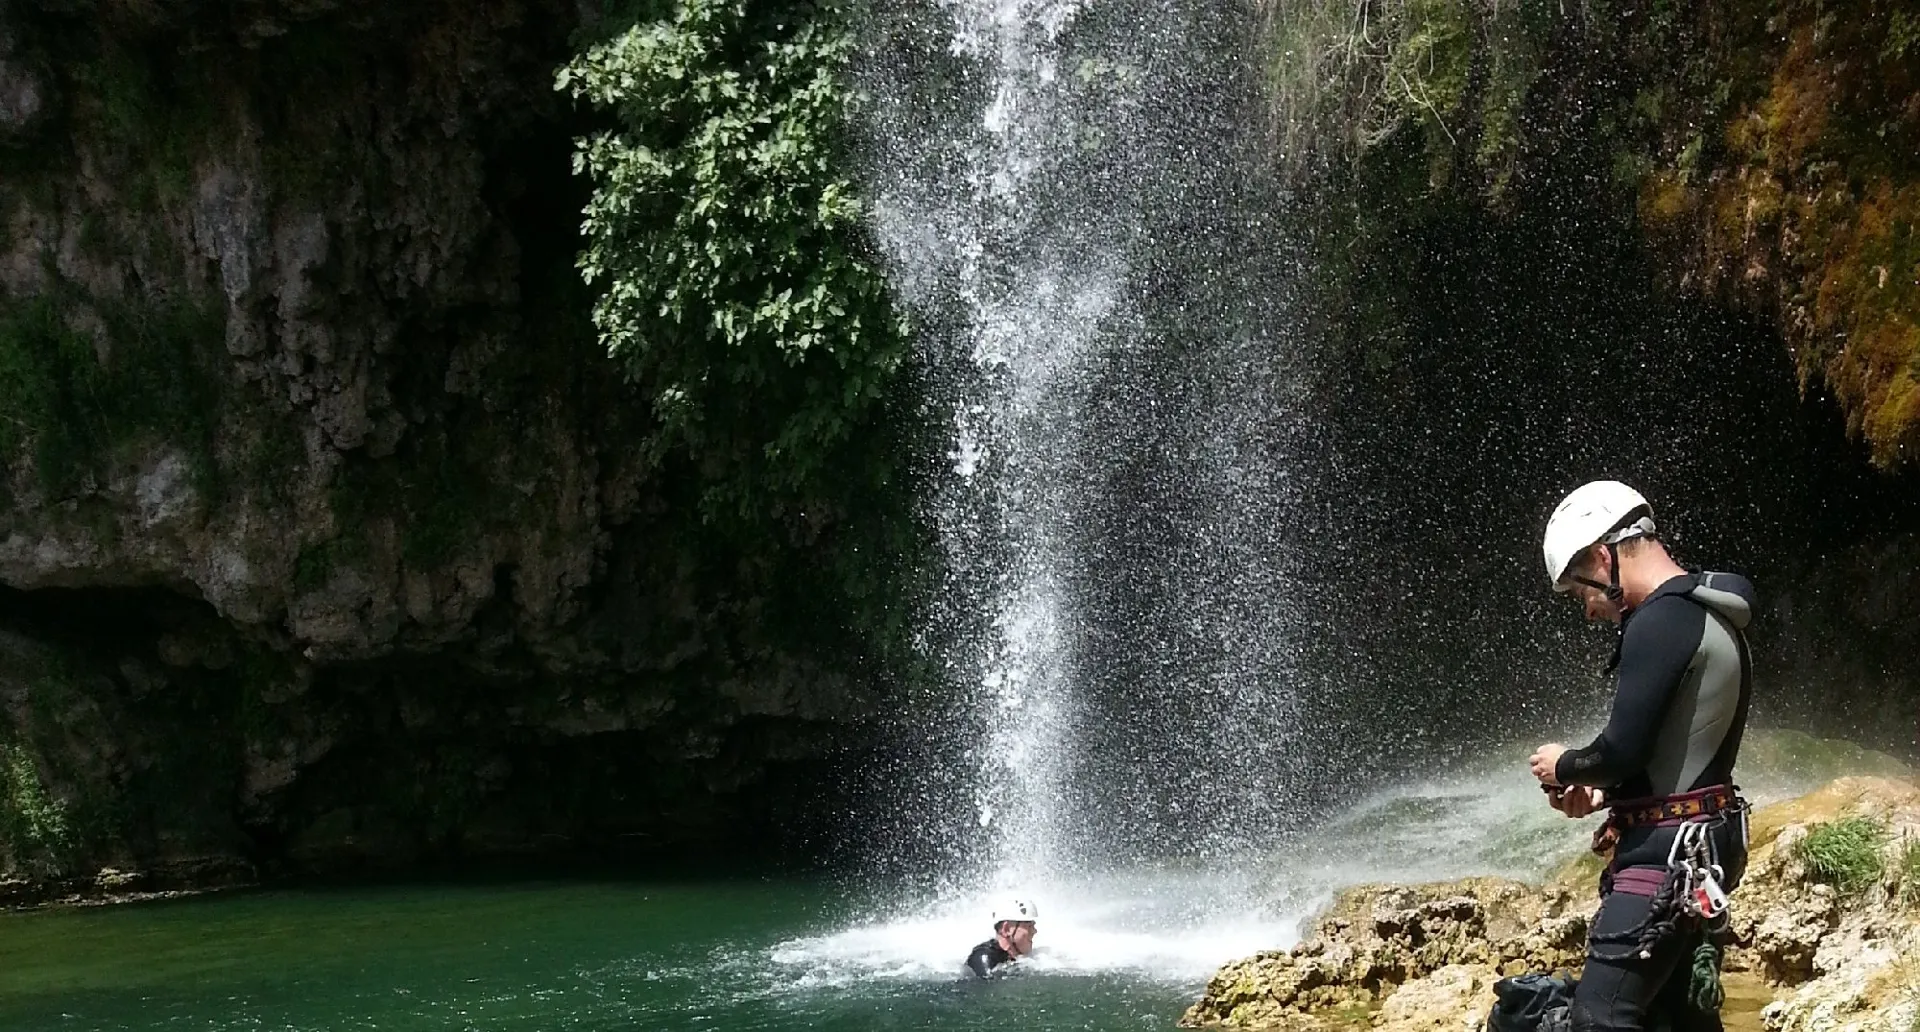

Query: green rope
[1686,938,1724,1014]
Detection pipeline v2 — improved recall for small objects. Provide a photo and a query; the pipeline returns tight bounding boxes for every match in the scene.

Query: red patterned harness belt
[1607,784,1737,829]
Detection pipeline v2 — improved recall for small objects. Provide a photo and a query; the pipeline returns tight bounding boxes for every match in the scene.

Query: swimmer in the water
[965,898,1038,978]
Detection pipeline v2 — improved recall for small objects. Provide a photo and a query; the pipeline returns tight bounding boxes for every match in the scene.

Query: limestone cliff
[0,0,920,897]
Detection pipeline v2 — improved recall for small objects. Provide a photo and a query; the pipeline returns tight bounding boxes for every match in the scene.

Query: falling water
[855,0,1315,881]
[860,0,1113,879]
[757,0,1910,1003]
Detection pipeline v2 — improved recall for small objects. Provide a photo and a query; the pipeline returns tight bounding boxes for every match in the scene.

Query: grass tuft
[1897,834,1920,909]
[1795,815,1887,895]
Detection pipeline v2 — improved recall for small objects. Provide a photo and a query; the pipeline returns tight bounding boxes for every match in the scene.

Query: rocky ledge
[1182,776,1920,1032]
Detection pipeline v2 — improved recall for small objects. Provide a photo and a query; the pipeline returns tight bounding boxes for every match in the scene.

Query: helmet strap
[1604,542,1626,607]
[1567,543,1631,605]
[1569,542,1632,678]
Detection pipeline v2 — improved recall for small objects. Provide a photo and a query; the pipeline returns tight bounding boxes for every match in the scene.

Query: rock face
[0,0,617,652]
[1181,878,1589,1031]
[1260,0,1920,468]
[0,0,916,895]
[1249,2,1920,769]
[1731,778,1920,1032]
[1632,7,1920,469]
[1182,777,1920,1032]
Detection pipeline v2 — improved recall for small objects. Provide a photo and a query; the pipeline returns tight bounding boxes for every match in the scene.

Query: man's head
[992,898,1039,956]
[1558,536,1661,623]
[1542,480,1675,623]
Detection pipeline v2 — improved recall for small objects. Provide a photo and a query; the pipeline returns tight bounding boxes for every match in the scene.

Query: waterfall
[855,0,1316,881]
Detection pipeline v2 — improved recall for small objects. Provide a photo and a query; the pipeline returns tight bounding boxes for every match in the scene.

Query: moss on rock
[1264,0,1920,466]
[0,291,226,498]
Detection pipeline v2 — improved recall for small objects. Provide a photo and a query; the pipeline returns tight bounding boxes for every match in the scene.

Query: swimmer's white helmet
[992,898,1039,926]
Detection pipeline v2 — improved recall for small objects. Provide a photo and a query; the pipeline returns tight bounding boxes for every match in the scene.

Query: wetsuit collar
[1600,573,1706,676]
[1610,570,1696,624]
[1640,573,1699,607]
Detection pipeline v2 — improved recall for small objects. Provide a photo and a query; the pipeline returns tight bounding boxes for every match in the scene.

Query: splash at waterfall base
[1180,777,1920,1032]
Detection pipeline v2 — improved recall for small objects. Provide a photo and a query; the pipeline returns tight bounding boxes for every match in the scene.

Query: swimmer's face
[999,920,1036,956]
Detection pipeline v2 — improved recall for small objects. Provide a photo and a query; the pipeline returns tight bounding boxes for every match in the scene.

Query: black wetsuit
[1554,571,1756,1032]
[965,939,1013,979]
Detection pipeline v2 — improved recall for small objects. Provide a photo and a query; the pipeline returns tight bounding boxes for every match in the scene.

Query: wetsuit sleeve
[1554,598,1704,789]
[966,943,995,978]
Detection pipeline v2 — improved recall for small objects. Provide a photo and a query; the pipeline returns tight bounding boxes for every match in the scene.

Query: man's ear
[1576,543,1611,583]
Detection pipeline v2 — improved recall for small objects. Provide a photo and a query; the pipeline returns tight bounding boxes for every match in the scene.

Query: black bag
[1486,973,1577,1032]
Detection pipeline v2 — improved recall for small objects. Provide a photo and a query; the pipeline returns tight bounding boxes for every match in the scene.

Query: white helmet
[1542,480,1655,591]
[992,898,1039,927]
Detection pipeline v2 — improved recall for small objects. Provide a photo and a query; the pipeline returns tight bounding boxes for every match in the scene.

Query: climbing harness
[1584,784,1743,857]
[1585,789,1750,963]
[1610,785,1739,828]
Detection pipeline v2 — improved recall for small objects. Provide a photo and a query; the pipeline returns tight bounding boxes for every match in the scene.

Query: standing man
[1527,481,1756,1032]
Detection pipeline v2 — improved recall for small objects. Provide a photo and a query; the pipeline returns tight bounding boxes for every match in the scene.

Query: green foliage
[1797,815,1888,895]
[403,505,465,568]
[254,24,366,204]
[0,746,72,872]
[1888,9,1920,62]
[235,415,307,506]
[1470,4,1547,196]
[557,0,912,525]
[401,438,493,568]
[0,658,111,878]
[1386,0,1473,147]
[554,0,932,695]
[66,47,222,206]
[318,424,498,572]
[0,299,81,463]
[293,535,367,592]
[292,545,329,592]
[1258,0,1558,195]
[1898,835,1920,909]
[0,295,225,497]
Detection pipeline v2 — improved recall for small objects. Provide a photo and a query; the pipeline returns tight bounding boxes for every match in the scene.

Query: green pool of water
[0,880,1198,1032]
[1,727,1872,1031]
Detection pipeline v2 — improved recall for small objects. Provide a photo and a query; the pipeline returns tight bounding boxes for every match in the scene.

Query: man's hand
[1529,743,1567,786]
[1559,785,1604,819]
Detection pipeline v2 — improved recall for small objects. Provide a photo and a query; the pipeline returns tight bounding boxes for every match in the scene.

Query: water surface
[0,729,1871,1032]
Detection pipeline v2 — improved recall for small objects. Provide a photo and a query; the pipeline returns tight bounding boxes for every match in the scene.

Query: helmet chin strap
[1602,541,1629,675]
[1567,541,1632,675]
[1604,541,1626,607]
[1567,540,1633,607]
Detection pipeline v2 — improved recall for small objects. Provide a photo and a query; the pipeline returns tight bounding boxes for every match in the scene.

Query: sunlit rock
[1184,777,1920,1031]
